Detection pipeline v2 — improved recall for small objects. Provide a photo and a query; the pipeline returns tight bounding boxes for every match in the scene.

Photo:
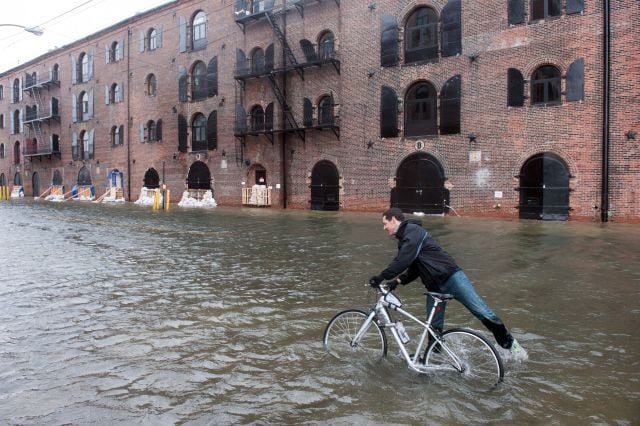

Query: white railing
[242,187,271,206]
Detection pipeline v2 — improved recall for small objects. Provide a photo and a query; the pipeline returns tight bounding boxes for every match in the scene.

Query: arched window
[318,31,335,60]
[111,126,119,146]
[110,83,118,103]
[146,74,157,96]
[405,7,438,63]
[80,91,90,121]
[404,81,437,136]
[317,96,334,126]
[191,61,207,101]
[148,28,158,50]
[251,105,265,131]
[79,130,88,159]
[52,64,59,82]
[80,52,90,82]
[531,65,561,105]
[0,85,4,100]
[251,48,265,74]
[110,41,119,62]
[192,11,207,50]
[147,120,157,142]
[12,78,20,103]
[78,166,92,186]
[13,110,20,133]
[14,141,20,165]
[192,113,207,151]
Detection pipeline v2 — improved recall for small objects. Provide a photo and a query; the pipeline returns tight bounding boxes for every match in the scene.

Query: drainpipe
[281,0,288,209]
[126,27,132,201]
[600,0,610,222]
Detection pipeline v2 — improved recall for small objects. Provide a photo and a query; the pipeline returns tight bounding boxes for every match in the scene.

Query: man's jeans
[426,270,513,349]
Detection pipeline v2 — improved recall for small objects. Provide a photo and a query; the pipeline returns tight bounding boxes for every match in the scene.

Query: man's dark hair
[383,208,405,221]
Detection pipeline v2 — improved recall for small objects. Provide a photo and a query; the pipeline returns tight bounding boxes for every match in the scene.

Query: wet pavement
[0,200,638,424]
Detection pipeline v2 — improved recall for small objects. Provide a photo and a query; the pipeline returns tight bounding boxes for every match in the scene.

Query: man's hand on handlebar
[369,276,399,291]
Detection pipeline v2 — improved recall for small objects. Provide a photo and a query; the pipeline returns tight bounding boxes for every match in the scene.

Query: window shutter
[207,57,218,97]
[87,89,94,119]
[178,66,188,102]
[441,0,462,57]
[566,0,584,15]
[118,82,124,102]
[72,95,77,122]
[105,45,110,64]
[507,68,525,106]
[235,104,247,134]
[105,85,110,104]
[157,119,163,141]
[179,16,187,53]
[19,78,23,102]
[19,109,23,133]
[265,44,274,72]
[72,132,78,160]
[508,0,525,25]
[566,58,584,102]
[87,129,94,160]
[440,75,461,135]
[139,31,146,52]
[87,51,94,81]
[302,98,313,127]
[157,25,163,48]
[300,39,318,63]
[71,56,77,84]
[265,103,274,131]
[10,112,15,135]
[380,86,399,138]
[380,15,399,67]
[140,122,145,143]
[236,48,247,76]
[207,111,217,150]
[178,114,188,152]
[118,39,124,60]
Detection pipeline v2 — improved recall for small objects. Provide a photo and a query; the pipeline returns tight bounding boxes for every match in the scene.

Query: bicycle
[323,283,505,387]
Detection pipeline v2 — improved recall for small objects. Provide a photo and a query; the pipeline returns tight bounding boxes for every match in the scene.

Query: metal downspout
[281,0,288,209]
[601,0,611,222]
[126,27,132,201]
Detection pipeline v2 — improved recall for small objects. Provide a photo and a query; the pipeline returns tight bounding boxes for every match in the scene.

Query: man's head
[382,208,405,236]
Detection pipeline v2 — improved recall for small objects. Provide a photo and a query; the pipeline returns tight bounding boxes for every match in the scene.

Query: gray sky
[0,0,173,73]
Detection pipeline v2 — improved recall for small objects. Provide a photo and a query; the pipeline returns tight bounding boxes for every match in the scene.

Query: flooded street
[0,201,639,424]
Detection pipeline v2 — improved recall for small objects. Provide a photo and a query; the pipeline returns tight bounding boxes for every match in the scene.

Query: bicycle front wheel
[425,328,504,386]
[323,309,387,362]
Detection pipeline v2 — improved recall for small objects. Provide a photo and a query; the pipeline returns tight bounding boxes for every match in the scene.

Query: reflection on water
[0,201,638,424]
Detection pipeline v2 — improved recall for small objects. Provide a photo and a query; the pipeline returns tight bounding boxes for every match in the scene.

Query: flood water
[0,200,638,424]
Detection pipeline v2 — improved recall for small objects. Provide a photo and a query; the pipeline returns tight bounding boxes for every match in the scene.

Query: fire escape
[22,69,61,162]
[233,0,341,164]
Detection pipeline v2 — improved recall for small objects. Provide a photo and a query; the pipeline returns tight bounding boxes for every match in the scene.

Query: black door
[310,160,339,211]
[519,153,570,220]
[32,172,40,197]
[187,161,211,190]
[144,168,160,189]
[394,153,446,214]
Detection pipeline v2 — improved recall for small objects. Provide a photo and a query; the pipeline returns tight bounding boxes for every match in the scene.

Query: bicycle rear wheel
[425,328,504,386]
[323,309,387,361]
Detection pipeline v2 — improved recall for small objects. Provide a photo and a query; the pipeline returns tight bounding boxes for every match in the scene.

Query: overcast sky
[0,0,173,73]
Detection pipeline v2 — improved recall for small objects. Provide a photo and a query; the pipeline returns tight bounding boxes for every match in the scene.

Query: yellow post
[164,189,170,210]
[2,186,7,200]
[153,189,160,210]
[0,186,4,200]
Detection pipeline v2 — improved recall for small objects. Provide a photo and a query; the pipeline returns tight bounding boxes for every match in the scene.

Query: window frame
[530,0,562,21]
[191,113,207,151]
[404,81,438,137]
[146,73,157,96]
[317,96,334,126]
[192,11,207,50]
[318,31,335,60]
[148,28,158,51]
[530,65,562,106]
[191,61,207,102]
[250,105,265,131]
[404,7,438,64]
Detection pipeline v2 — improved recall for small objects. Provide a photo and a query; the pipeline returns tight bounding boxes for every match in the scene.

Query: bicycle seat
[426,292,455,301]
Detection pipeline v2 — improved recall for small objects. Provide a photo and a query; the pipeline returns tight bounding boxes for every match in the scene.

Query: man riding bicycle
[369,208,527,361]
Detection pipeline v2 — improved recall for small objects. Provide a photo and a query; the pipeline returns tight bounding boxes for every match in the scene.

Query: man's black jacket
[379,219,460,291]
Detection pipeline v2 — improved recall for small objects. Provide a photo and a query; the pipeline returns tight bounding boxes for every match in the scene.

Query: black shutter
[380,15,399,67]
[508,0,525,25]
[507,68,525,106]
[236,48,247,76]
[300,39,318,63]
[566,0,584,15]
[380,86,398,138]
[265,44,274,72]
[440,75,461,135]
[441,0,462,57]
[235,104,247,134]
[303,98,313,127]
[178,66,187,102]
[156,119,163,141]
[207,111,217,150]
[265,103,274,130]
[207,57,218,98]
[566,58,584,102]
[178,114,188,152]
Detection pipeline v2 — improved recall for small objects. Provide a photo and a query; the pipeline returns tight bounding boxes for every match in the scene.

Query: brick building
[0,0,637,221]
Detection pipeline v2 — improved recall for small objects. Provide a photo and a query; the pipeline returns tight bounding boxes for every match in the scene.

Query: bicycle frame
[352,287,464,374]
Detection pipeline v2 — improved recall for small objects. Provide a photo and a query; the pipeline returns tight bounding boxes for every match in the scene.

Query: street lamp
[0,24,44,36]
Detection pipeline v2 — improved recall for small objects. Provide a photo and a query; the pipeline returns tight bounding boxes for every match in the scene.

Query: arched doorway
[52,170,63,185]
[0,173,6,186]
[107,169,124,189]
[32,172,40,197]
[78,167,92,185]
[393,152,447,214]
[519,153,570,220]
[144,168,160,189]
[14,172,23,186]
[187,161,211,190]
[310,160,340,211]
